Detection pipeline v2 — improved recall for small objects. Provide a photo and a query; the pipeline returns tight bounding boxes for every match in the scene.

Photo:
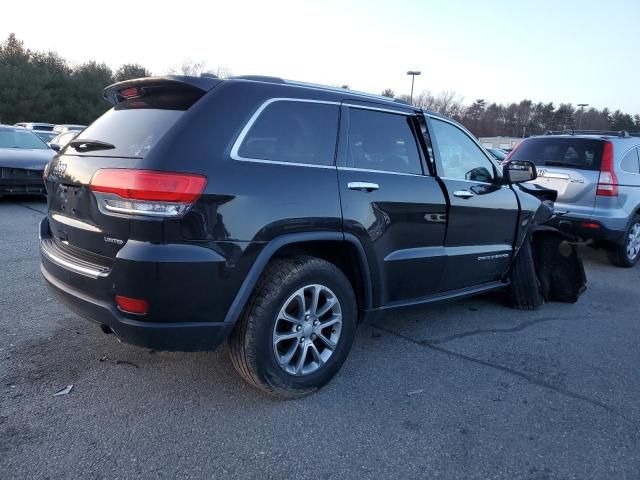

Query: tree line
[2,33,638,137]
[382,89,640,138]
[0,33,150,125]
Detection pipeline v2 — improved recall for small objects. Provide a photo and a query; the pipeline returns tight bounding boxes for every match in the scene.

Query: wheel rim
[626,223,640,260]
[272,284,342,376]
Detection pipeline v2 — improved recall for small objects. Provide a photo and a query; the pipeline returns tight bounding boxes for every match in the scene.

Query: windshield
[0,128,49,149]
[510,137,604,171]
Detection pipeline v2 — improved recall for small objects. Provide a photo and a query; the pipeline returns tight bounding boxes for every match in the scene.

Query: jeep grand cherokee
[40,75,584,397]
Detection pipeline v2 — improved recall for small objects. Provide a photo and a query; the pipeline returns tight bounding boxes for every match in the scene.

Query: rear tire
[607,216,640,268]
[508,237,544,310]
[228,256,357,399]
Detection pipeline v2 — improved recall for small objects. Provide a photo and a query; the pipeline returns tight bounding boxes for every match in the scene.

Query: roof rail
[544,129,631,138]
[231,75,286,84]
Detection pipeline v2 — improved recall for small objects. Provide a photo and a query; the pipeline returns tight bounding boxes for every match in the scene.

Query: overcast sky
[4,0,639,113]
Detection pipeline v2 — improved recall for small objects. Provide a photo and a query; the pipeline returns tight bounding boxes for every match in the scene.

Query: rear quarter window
[621,147,640,174]
[511,137,604,171]
[235,100,339,166]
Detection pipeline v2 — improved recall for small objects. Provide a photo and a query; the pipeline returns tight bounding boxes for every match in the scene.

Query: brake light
[120,87,140,98]
[115,295,148,315]
[90,169,207,217]
[596,141,617,196]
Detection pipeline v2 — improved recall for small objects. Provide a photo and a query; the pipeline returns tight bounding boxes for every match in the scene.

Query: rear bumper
[549,215,625,244]
[42,265,233,351]
[39,216,246,351]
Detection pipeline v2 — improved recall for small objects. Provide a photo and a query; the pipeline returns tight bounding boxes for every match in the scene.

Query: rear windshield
[510,137,604,171]
[68,89,203,158]
[0,128,49,149]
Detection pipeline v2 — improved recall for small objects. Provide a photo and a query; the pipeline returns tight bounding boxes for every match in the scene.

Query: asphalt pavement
[1,196,639,479]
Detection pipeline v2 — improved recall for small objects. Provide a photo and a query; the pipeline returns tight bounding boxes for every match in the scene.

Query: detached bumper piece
[532,227,587,303]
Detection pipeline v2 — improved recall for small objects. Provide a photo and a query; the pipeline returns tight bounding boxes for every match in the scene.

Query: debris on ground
[53,385,73,396]
[406,388,425,396]
[115,360,139,368]
[99,355,109,362]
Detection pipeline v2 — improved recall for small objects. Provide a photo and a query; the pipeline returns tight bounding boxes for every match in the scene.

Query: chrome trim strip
[51,213,102,233]
[342,103,413,115]
[41,243,108,279]
[439,176,509,188]
[230,98,340,166]
[337,166,425,177]
[384,244,512,262]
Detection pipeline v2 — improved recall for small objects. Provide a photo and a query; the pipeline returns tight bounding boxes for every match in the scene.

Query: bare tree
[381,88,395,98]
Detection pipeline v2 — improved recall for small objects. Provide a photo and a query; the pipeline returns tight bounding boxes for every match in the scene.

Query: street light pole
[406,71,421,104]
[578,103,589,129]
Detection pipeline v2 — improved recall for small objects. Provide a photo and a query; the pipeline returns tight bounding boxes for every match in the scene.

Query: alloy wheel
[626,222,640,260]
[272,284,342,376]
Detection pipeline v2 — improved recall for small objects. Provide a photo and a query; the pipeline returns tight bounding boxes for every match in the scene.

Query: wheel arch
[223,232,373,324]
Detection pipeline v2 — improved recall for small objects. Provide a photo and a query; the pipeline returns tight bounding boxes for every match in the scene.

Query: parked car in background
[0,125,55,196]
[34,131,58,143]
[49,130,79,152]
[40,75,585,398]
[486,147,508,163]
[507,130,640,267]
[53,124,86,134]
[14,122,55,132]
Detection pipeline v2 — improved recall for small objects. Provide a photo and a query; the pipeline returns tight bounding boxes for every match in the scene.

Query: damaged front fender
[530,226,587,303]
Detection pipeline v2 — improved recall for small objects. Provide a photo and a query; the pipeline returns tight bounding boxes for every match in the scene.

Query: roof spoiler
[103,75,222,106]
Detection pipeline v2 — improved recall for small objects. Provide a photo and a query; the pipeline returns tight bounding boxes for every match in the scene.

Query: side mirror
[49,143,61,152]
[503,160,537,183]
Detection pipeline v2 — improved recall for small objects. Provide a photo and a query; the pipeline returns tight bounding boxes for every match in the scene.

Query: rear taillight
[90,169,207,217]
[596,141,617,196]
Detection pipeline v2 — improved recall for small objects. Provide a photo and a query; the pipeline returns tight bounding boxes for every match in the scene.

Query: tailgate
[44,76,214,260]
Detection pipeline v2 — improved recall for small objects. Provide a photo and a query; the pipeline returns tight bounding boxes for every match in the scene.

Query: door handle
[348,182,379,192]
[453,190,475,199]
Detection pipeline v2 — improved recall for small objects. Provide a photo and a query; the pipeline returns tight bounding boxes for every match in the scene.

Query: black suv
[40,75,583,397]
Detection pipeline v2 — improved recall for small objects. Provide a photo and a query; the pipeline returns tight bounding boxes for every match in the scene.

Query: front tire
[508,237,544,310]
[228,256,357,399]
[607,216,640,268]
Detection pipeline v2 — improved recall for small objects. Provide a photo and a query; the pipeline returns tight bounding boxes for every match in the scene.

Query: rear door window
[236,100,339,166]
[510,138,604,171]
[347,108,422,175]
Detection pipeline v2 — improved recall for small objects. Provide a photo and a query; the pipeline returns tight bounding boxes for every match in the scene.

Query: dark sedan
[0,125,55,196]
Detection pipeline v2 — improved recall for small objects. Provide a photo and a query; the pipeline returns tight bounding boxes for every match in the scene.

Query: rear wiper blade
[69,139,115,152]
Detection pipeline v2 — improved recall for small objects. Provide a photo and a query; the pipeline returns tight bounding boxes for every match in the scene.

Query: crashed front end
[515,183,587,303]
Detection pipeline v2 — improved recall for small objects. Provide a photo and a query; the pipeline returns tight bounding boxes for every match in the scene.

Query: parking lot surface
[1,197,639,479]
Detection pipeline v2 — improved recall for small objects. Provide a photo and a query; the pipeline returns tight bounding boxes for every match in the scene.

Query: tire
[508,237,544,310]
[228,256,357,399]
[607,216,640,268]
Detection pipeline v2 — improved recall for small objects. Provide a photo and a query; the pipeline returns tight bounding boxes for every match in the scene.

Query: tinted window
[0,128,48,149]
[71,90,203,158]
[431,119,495,182]
[238,101,339,166]
[510,137,604,171]
[621,147,640,174]
[347,108,422,174]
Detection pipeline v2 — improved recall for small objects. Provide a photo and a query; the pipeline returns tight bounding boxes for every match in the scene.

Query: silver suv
[508,131,640,267]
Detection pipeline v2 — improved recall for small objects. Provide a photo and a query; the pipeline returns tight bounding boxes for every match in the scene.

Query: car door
[337,103,449,306]
[427,115,519,290]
